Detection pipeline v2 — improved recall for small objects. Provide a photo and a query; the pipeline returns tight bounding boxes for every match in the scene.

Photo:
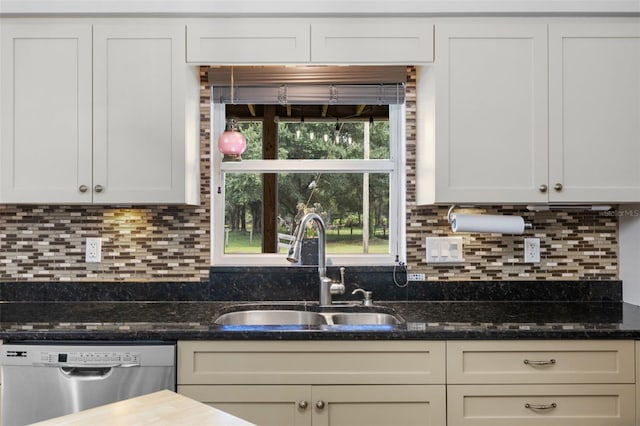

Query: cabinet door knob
[316,400,325,409]
[538,184,548,193]
[94,185,104,193]
[298,400,308,409]
[79,185,88,193]
[554,183,563,191]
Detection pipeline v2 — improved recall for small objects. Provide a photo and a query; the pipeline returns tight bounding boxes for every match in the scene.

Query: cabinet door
[430,24,548,204]
[186,19,310,64]
[0,23,93,203]
[178,385,311,426]
[447,384,635,426]
[311,19,433,64]
[313,385,446,426]
[549,23,640,203]
[93,23,198,204]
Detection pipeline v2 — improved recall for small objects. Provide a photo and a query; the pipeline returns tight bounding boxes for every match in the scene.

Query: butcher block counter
[32,390,256,426]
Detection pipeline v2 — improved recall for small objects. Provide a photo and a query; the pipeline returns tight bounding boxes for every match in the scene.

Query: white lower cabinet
[177,340,637,426]
[179,384,445,426]
[177,341,447,426]
[448,384,635,426]
[447,340,636,426]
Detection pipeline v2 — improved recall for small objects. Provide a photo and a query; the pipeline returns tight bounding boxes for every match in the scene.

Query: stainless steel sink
[214,308,404,327]
[214,310,328,326]
[330,312,402,325]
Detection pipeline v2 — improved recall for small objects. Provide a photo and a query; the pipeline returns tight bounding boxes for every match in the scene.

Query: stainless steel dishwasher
[1,341,176,426]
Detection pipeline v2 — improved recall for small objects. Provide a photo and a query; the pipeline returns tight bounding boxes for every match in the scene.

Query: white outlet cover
[524,237,540,263]
[86,237,102,263]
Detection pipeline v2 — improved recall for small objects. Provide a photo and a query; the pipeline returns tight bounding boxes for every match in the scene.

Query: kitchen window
[209,67,407,266]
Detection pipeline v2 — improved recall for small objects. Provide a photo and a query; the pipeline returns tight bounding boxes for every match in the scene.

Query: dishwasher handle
[33,362,141,368]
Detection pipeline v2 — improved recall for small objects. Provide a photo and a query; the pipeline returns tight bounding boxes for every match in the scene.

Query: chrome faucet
[286,212,345,306]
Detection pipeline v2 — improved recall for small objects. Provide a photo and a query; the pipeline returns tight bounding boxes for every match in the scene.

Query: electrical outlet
[524,238,540,263]
[86,237,102,263]
[407,273,426,281]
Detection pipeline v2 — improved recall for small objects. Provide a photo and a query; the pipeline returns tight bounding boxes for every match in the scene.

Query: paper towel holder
[447,205,532,229]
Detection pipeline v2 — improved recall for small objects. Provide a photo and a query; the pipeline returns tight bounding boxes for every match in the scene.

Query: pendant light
[217,118,246,162]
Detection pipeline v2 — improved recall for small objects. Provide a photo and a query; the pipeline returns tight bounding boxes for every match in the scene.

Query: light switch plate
[426,237,464,264]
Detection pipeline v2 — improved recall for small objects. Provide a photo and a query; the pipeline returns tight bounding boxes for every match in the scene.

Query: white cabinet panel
[548,23,640,203]
[422,23,548,204]
[0,23,93,203]
[93,23,198,204]
[311,19,433,64]
[186,20,310,64]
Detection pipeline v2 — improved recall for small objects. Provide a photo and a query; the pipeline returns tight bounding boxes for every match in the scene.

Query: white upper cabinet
[310,19,434,64]
[0,23,93,203]
[0,20,200,205]
[186,19,311,64]
[418,23,548,204]
[418,19,640,205]
[548,23,640,203]
[93,23,199,204]
[186,18,433,65]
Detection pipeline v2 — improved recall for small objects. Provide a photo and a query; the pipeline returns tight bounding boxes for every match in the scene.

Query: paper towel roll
[451,214,525,234]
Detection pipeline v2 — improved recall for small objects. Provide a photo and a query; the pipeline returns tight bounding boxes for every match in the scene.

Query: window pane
[223,172,390,255]
[223,173,263,253]
[278,121,390,160]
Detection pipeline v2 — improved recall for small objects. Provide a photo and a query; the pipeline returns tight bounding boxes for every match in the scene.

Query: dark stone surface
[2,300,639,341]
[0,267,622,303]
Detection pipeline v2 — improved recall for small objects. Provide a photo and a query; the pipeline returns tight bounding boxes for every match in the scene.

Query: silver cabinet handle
[539,184,548,193]
[316,400,325,409]
[524,359,556,366]
[94,185,104,193]
[554,183,563,191]
[79,185,88,193]
[525,403,557,410]
[298,400,308,409]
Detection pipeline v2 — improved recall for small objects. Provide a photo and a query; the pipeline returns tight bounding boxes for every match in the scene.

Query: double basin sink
[214,304,404,328]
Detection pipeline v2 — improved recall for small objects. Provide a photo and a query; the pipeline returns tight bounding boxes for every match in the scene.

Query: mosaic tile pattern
[403,66,618,280]
[0,67,619,281]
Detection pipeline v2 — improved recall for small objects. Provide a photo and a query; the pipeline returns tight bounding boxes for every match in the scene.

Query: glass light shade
[217,119,247,162]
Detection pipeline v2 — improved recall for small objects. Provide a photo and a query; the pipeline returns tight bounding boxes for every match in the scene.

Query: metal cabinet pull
[524,359,556,366]
[539,184,548,193]
[94,185,104,193]
[554,183,563,191]
[316,400,325,409]
[298,400,308,409]
[79,185,88,193]
[525,403,557,410]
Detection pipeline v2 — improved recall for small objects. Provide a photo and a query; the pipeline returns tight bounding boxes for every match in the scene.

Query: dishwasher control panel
[40,350,141,365]
[1,343,175,367]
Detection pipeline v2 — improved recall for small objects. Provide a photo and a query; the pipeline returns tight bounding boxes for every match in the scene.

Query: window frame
[210,103,407,266]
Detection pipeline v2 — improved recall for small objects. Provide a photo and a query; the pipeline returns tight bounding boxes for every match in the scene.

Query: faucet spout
[285,212,343,305]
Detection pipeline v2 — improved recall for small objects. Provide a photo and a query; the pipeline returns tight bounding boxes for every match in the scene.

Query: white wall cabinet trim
[186,20,311,64]
[310,19,434,64]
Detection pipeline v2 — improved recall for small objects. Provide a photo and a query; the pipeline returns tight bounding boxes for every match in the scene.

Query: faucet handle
[352,288,373,306]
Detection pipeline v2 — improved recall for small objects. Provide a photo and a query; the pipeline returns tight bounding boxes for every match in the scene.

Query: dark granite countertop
[2,300,640,341]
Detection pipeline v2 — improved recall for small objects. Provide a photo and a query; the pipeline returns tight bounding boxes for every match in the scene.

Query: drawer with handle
[447,384,635,426]
[447,340,634,384]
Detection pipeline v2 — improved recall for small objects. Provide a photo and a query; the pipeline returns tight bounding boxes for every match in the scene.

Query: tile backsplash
[0,67,618,282]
